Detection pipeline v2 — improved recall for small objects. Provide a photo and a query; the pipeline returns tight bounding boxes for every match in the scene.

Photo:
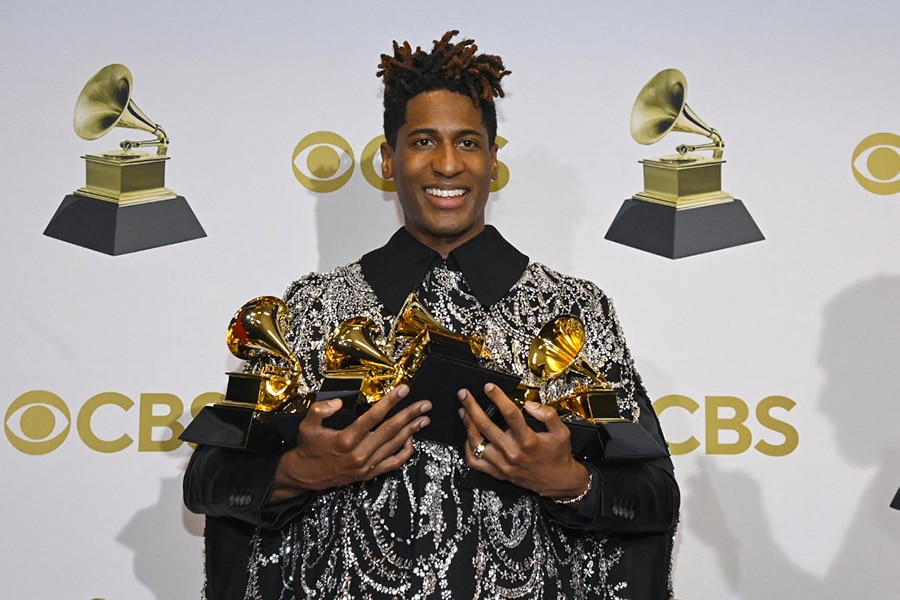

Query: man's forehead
[401,90,487,131]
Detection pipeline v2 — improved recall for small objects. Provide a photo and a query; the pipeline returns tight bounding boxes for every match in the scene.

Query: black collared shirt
[360,225,529,314]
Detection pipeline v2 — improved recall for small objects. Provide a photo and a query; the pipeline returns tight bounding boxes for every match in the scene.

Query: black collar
[360,226,529,314]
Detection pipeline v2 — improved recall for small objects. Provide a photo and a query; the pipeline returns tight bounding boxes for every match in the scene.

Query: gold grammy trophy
[181,296,313,452]
[320,293,518,445]
[605,68,763,258]
[44,63,205,255]
[516,315,624,423]
[509,314,667,463]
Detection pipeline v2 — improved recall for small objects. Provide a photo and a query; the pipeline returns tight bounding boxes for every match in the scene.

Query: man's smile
[424,187,468,198]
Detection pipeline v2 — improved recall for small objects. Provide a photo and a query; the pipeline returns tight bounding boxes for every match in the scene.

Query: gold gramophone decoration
[44,63,205,255]
[322,293,494,406]
[503,314,669,464]
[389,293,489,359]
[605,68,763,259]
[180,296,312,452]
[225,296,307,412]
[511,315,624,423]
[323,315,409,404]
[320,293,517,445]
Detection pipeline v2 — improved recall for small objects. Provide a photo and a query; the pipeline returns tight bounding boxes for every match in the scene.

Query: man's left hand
[458,383,590,500]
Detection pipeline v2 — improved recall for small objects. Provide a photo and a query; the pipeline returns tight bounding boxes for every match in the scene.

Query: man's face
[381,90,498,257]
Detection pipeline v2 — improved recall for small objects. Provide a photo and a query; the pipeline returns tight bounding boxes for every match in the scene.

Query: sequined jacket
[184,226,680,600]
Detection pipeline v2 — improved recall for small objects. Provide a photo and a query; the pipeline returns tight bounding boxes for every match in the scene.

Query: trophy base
[596,420,668,463]
[403,351,520,447]
[319,351,521,448]
[180,404,290,453]
[44,193,206,255]
[604,197,764,259]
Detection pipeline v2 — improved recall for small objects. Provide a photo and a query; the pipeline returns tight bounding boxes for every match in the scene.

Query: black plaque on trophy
[180,402,290,453]
[317,341,520,448]
[401,347,521,447]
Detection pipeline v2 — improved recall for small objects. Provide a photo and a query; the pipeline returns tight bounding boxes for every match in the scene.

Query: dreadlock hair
[377,30,511,148]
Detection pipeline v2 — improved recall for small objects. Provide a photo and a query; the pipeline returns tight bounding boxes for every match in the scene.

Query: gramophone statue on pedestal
[605,68,763,259]
[181,296,313,453]
[44,63,205,255]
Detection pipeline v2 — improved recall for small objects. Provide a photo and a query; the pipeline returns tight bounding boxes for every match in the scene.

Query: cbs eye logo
[5,391,71,454]
[852,132,900,195]
[292,131,510,194]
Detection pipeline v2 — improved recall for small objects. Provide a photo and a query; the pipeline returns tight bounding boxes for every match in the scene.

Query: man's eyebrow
[404,127,486,139]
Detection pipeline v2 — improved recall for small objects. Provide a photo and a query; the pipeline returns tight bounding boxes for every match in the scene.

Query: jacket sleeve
[183,444,315,529]
[542,381,680,535]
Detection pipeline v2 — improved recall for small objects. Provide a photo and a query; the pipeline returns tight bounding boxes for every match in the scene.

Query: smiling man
[184,31,679,600]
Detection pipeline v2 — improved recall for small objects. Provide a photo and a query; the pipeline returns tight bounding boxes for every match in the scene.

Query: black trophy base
[44,193,206,255]
[403,351,520,447]
[604,198,764,259]
[319,352,521,448]
[180,404,290,453]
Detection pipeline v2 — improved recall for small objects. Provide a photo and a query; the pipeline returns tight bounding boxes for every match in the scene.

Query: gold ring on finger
[473,440,487,459]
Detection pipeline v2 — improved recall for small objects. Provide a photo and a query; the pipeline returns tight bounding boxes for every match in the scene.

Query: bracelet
[551,471,593,505]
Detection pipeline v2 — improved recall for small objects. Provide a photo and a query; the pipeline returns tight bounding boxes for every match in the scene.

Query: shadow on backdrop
[685,274,900,598]
[119,469,205,600]
[313,172,401,272]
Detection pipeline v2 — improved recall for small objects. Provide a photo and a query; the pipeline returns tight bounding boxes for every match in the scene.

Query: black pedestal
[44,193,206,255]
[604,198,764,259]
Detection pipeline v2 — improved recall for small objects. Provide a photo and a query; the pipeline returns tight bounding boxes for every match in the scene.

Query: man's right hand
[269,384,430,502]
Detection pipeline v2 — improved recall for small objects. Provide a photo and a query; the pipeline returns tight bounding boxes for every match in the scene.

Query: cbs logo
[654,394,798,456]
[4,390,222,455]
[852,132,900,195]
[292,132,511,193]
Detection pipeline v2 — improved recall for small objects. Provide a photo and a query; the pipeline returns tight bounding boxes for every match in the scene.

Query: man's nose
[432,144,464,177]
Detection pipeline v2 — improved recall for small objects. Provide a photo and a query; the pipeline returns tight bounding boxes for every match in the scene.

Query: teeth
[426,188,466,198]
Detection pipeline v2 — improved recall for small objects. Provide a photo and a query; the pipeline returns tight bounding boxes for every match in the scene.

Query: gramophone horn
[527,315,608,386]
[630,68,723,158]
[226,296,298,368]
[73,63,168,155]
[391,293,487,357]
[326,316,396,372]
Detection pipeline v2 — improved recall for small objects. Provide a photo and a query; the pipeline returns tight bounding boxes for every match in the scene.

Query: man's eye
[459,140,477,148]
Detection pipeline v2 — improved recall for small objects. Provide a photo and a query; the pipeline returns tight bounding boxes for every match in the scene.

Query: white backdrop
[3,1,900,598]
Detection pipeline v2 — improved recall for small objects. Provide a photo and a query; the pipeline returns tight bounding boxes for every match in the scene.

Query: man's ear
[380,141,394,179]
[490,143,499,180]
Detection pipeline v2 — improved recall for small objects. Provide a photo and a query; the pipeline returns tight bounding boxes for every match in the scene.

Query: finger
[484,383,532,439]
[354,383,410,429]
[300,397,344,428]
[522,399,568,434]
[306,398,343,423]
[457,387,505,446]
[462,434,502,475]
[366,436,415,480]
[366,414,428,478]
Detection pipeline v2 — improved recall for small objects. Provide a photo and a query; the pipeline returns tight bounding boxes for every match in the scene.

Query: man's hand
[270,384,431,502]
[458,383,589,500]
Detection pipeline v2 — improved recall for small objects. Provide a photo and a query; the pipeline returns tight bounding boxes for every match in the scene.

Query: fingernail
[418,417,430,430]
[420,401,431,413]
[457,389,467,401]
[484,383,495,392]
[524,400,538,410]
[396,384,409,398]
[458,408,465,419]
[328,399,342,409]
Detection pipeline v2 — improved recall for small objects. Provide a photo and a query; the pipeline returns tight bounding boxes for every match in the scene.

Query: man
[184,30,679,599]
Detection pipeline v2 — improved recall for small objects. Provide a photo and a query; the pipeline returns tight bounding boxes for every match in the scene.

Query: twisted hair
[377,30,511,147]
